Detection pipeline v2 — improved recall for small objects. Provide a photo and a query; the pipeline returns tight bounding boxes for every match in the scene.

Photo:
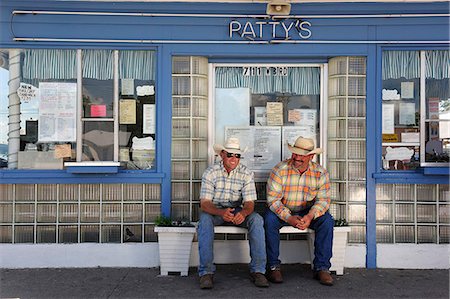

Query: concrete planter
[154,226,196,276]
[308,226,351,275]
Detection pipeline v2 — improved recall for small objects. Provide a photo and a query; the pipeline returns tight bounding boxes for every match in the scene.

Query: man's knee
[247,212,264,227]
[316,212,334,231]
[199,212,215,227]
[264,210,280,230]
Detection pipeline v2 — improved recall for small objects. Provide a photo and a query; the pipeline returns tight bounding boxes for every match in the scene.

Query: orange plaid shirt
[266,159,331,222]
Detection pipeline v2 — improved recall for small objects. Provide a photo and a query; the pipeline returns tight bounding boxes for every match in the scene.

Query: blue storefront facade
[0,0,448,269]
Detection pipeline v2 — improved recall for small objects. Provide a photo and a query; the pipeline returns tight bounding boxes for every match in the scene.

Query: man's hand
[232,211,246,225]
[222,208,235,222]
[287,215,303,229]
[298,213,314,230]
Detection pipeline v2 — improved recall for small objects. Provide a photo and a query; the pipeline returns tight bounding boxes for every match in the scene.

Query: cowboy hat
[213,137,246,155]
[287,136,323,156]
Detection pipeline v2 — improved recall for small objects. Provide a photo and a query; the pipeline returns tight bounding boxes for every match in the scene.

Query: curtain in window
[82,49,114,80]
[119,51,156,81]
[22,49,77,80]
[215,67,320,95]
[382,51,420,80]
[426,50,450,79]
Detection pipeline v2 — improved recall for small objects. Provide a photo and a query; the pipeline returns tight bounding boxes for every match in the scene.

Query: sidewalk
[1,264,448,299]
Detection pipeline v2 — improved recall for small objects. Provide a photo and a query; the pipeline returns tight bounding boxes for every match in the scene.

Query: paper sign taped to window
[91,105,106,117]
[288,109,301,122]
[382,134,399,142]
[54,144,72,159]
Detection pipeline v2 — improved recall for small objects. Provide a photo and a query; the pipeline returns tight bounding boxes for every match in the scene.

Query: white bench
[213,225,348,275]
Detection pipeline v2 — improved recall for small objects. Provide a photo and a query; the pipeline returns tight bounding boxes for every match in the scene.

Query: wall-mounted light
[266,1,291,16]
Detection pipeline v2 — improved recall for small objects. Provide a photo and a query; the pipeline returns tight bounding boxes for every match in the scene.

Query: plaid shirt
[266,159,331,222]
[200,161,257,208]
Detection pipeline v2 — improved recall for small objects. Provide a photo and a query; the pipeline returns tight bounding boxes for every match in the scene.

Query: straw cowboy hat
[287,136,323,156]
[213,137,247,155]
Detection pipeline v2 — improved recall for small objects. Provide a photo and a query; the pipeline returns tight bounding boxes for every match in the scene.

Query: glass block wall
[171,56,209,222]
[0,183,161,243]
[327,57,367,243]
[376,184,449,243]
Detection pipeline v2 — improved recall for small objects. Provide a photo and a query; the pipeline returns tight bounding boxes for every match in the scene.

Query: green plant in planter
[334,218,349,227]
[154,215,173,227]
[154,215,195,227]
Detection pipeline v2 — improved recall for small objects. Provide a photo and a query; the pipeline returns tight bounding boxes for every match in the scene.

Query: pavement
[0,264,448,299]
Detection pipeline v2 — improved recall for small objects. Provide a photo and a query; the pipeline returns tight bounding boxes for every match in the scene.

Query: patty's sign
[229,19,312,41]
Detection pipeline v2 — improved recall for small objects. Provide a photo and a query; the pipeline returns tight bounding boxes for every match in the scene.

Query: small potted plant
[154,215,196,276]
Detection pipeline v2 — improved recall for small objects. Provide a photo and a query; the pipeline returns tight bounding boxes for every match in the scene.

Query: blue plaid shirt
[200,161,257,208]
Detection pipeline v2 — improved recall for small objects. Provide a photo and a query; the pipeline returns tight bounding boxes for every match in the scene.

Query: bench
[213,225,348,275]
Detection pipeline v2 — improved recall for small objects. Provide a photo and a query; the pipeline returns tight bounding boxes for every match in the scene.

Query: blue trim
[0,170,165,184]
[159,46,172,218]
[66,166,120,174]
[365,35,377,269]
[373,171,449,184]
[209,57,328,64]
[423,168,450,176]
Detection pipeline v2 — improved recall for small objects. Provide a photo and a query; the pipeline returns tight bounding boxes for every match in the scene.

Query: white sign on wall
[38,82,77,142]
[225,126,281,171]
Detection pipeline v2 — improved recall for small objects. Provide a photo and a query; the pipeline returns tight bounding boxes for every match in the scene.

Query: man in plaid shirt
[197,137,269,289]
[265,136,335,286]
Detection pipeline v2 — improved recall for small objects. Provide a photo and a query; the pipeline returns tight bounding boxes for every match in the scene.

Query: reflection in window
[424,50,450,164]
[382,50,450,169]
[20,49,78,169]
[0,60,9,168]
[82,122,114,161]
[215,66,321,179]
[119,50,156,170]
[1,49,157,169]
[381,51,420,170]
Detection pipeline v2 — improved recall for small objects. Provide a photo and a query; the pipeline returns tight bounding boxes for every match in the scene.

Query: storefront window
[423,50,450,165]
[214,65,322,181]
[82,50,114,162]
[0,49,156,170]
[0,54,9,168]
[20,49,78,169]
[118,50,156,170]
[381,50,450,170]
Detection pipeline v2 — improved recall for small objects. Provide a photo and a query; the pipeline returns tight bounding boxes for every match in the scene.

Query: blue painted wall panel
[1,1,449,48]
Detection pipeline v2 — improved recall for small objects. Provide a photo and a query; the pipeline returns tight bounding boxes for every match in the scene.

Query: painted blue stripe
[365,36,377,269]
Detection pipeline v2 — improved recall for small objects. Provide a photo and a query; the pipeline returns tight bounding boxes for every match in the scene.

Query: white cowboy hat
[213,137,247,155]
[287,136,323,156]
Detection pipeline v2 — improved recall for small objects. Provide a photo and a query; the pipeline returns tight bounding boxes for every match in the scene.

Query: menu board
[225,126,281,171]
[38,82,77,142]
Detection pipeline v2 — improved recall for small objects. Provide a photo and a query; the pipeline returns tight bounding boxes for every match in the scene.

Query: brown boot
[266,266,283,283]
[250,272,269,287]
[314,270,333,286]
[199,274,214,289]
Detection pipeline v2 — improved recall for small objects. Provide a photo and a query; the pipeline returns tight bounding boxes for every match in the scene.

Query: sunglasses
[223,151,241,159]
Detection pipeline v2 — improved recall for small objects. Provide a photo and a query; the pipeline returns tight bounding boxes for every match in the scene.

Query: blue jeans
[264,208,334,271]
[197,211,267,276]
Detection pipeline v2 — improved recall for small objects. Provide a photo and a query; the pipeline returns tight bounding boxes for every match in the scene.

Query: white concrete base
[377,244,450,269]
[0,243,160,268]
[1,242,447,269]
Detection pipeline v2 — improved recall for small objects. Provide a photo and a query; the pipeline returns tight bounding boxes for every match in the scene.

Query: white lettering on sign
[243,67,288,77]
[229,19,312,41]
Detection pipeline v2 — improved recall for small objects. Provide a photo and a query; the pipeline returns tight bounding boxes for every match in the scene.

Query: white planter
[330,226,351,275]
[154,226,196,276]
[307,226,351,275]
